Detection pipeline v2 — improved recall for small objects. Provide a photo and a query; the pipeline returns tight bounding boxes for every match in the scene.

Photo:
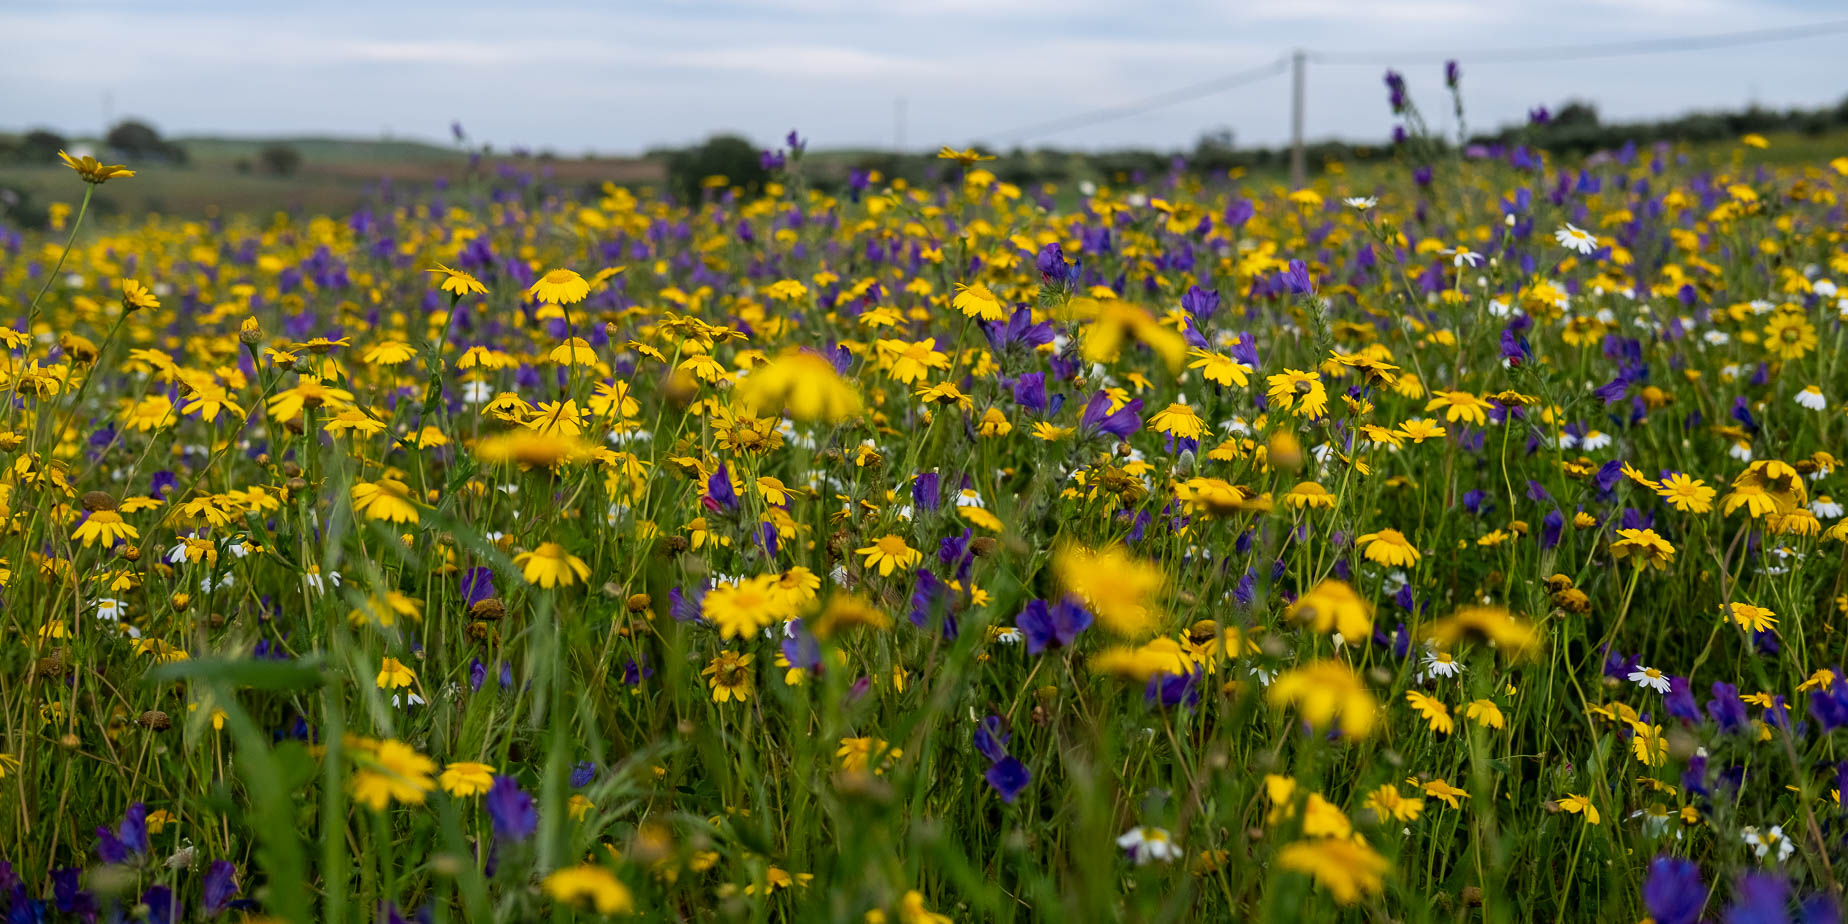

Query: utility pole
[1289,49,1306,189]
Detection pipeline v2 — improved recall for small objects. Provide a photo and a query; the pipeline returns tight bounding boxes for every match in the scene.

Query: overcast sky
[3,0,1844,155]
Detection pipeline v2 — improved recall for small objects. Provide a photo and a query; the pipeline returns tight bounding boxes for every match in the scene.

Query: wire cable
[984,57,1289,143]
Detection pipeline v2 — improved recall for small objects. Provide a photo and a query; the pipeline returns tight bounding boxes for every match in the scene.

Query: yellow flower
[1053,544,1166,638]
[836,736,902,775]
[515,542,591,588]
[1656,473,1715,513]
[427,263,488,297]
[543,865,634,915]
[936,146,995,166]
[703,575,788,641]
[1268,660,1377,739]
[896,889,953,924]
[1283,481,1335,510]
[1404,690,1453,734]
[1276,838,1389,905]
[1423,606,1538,658]
[1265,369,1328,419]
[1424,390,1491,425]
[120,279,159,312]
[1557,793,1600,824]
[1724,602,1778,633]
[73,509,138,548]
[1147,402,1207,440]
[951,283,1006,321]
[375,657,417,690]
[350,739,437,811]
[1764,310,1817,360]
[1420,778,1470,809]
[856,535,923,577]
[1356,528,1420,567]
[1465,699,1506,729]
[527,268,591,305]
[1285,579,1372,639]
[1363,783,1424,822]
[1188,349,1251,387]
[702,651,755,703]
[1611,528,1676,570]
[438,762,495,797]
[58,149,135,183]
[735,350,863,422]
[351,479,420,524]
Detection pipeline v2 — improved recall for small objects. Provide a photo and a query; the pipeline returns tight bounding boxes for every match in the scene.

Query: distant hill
[174,136,467,166]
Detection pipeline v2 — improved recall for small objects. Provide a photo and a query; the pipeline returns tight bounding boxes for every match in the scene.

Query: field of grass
[1,88,1847,922]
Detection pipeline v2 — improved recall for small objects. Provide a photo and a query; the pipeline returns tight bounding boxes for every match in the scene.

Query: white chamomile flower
[1796,386,1827,410]
[1729,441,1755,462]
[461,380,494,404]
[1703,330,1730,346]
[1627,666,1671,694]
[1555,224,1598,254]
[1343,196,1377,211]
[1115,826,1181,865]
[1812,495,1843,519]
[1447,247,1484,268]
[1742,825,1795,862]
[1580,430,1613,451]
[993,627,1023,645]
[1420,648,1463,680]
[95,598,127,622]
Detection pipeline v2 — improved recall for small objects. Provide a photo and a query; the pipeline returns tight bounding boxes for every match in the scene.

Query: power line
[983,57,1288,143]
[1312,18,1848,65]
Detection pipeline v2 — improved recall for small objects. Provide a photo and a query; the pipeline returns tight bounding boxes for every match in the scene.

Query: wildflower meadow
[5,73,1848,923]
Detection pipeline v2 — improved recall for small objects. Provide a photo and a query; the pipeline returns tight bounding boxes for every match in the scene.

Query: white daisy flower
[1812,496,1843,519]
[1580,430,1612,451]
[1420,648,1463,680]
[95,598,127,622]
[1627,666,1671,693]
[1115,826,1181,865]
[1447,247,1484,268]
[1742,825,1795,862]
[1555,224,1598,254]
[1343,196,1377,211]
[1796,386,1828,410]
[993,627,1023,645]
[1729,441,1755,462]
[1703,330,1730,346]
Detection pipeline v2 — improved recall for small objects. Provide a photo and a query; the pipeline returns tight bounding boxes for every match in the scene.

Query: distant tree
[258,144,302,176]
[665,135,768,203]
[21,129,66,162]
[1551,101,1600,128]
[106,119,165,156]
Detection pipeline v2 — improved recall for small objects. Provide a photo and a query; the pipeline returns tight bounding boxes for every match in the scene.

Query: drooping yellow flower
[1404,690,1454,734]
[527,268,591,305]
[515,542,591,588]
[1268,660,1377,739]
[1356,528,1420,567]
[1285,579,1372,639]
[58,149,134,183]
[73,509,138,548]
[1423,606,1538,658]
[427,263,488,297]
[735,350,863,422]
[1147,402,1207,440]
[1611,528,1676,570]
[1053,544,1166,638]
[543,865,634,915]
[951,283,1006,321]
[438,761,495,797]
[1276,838,1389,905]
[351,479,420,524]
[1363,783,1425,822]
[1556,793,1600,824]
[703,575,788,641]
[349,739,437,811]
[375,657,417,690]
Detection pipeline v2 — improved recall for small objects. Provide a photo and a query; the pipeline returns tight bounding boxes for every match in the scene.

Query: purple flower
[203,860,240,916]
[1444,60,1460,88]
[1181,284,1219,323]
[781,620,821,673]
[974,715,1010,762]
[1012,372,1048,412]
[1500,327,1531,366]
[1726,873,1789,924]
[1279,259,1314,295]
[1666,676,1701,724]
[1078,391,1142,441]
[1018,597,1092,655]
[705,464,738,513]
[51,867,96,917]
[912,472,940,513]
[1643,856,1704,924]
[1384,70,1408,113]
[485,776,537,843]
[1036,242,1069,282]
[460,567,494,608]
[1708,682,1749,734]
[144,885,178,924]
[985,756,1031,803]
[570,762,597,788]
